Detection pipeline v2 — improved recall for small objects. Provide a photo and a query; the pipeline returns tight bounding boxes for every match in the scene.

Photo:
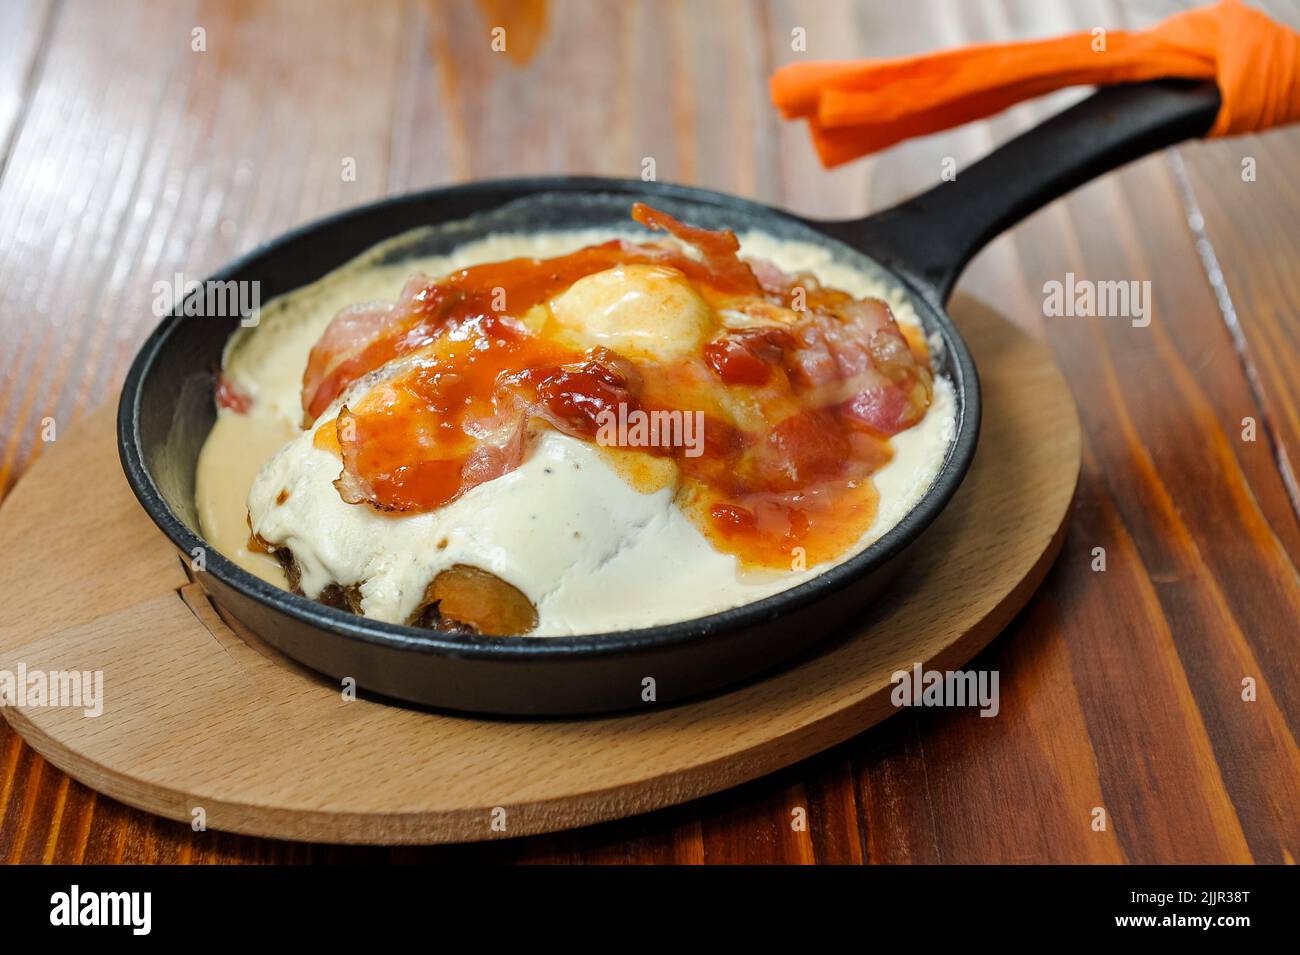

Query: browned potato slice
[424,564,538,636]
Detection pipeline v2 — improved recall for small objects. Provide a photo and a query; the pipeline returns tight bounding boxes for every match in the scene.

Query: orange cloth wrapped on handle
[770,0,1300,167]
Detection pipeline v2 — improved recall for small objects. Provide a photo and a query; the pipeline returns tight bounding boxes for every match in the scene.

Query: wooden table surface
[1,0,1296,864]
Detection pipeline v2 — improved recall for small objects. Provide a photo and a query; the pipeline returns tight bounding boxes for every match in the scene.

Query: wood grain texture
[0,301,1080,845]
[0,0,1296,862]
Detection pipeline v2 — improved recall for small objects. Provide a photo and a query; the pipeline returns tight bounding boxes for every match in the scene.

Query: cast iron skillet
[119,80,1220,715]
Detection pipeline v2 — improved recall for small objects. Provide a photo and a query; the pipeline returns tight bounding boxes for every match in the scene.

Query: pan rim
[116,175,981,662]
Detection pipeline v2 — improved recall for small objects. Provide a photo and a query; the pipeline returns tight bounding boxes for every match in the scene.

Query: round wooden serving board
[0,298,1079,845]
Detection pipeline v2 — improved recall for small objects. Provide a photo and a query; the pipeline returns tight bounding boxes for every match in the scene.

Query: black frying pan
[118,80,1220,715]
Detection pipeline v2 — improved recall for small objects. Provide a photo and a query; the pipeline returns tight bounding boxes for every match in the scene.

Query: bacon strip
[332,398,530,513]
[302,274,445,424]
[214,370,254,413]
[330,344,641,512]
[496,347,641,442]
[631,202,763,296]
[724,266,932,437]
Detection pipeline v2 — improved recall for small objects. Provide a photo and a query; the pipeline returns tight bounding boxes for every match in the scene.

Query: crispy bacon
[631,202,763,296]
[214,370,253,413]
[844,324,933,431]
[498,347,641,442]
[711,252,933,436]
[750,408,851,492]
[302,274,444,424]
[333,399,529,513]
[704,327,797,386]
[748,258,798,295]
[331,346,641,512]
[705,292,930,438]
[783,299,894,386]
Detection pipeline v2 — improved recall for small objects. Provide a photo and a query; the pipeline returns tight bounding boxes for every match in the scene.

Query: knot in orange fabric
[770,0,1300,167]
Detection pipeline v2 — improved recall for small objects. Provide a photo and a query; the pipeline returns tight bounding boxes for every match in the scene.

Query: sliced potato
[423,564,539,636]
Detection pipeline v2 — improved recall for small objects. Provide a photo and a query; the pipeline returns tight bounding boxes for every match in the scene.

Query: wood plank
[1176,126,1300,558]
[1001,148,1298,864]
[0,0,53,173]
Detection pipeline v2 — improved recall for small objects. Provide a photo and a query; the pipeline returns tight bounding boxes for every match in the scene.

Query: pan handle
[815,79,1221,304]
